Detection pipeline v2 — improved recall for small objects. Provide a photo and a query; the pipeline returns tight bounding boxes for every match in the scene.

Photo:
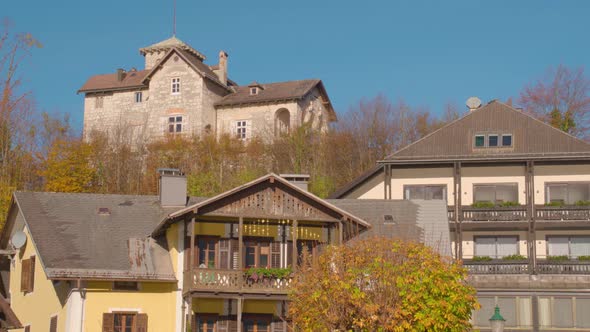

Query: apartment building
[0,171,449,332]
[330,100,590,331]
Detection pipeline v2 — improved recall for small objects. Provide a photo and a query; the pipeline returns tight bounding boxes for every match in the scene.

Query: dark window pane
[502,135,512,146]
[176,116,182,122]
[246,247,256,267]
[489,135,499,147]
[169,117,175,123]
[176,123,182,132]
[475,135,485,147]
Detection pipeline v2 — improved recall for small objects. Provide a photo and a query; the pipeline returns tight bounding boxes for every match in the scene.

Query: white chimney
[218,51,228,86]
[158,168,187,207]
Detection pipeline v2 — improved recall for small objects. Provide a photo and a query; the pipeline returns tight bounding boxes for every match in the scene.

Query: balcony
[537,260,590,274]
[463,260,529,274]
[183,268,292,296]
[448,206,528,222]
[535,205,590,221]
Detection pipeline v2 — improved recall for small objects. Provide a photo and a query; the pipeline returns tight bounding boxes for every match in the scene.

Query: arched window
[275,108,290,136]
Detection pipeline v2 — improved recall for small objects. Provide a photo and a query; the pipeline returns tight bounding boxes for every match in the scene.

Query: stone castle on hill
[78,36,336,144]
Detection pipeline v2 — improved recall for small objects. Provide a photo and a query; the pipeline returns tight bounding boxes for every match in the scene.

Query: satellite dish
[466,96,482,110]
[11,231,27,250]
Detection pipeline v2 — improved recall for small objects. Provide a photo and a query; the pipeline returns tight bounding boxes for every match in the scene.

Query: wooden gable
[198,180,341,222]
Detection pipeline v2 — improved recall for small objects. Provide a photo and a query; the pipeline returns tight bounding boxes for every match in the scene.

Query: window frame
[250,87,258,95]
[474,134,485,148]
[135,91,142,103]
[403,184,447,201]
[546,235,590,259]
[473,235,519,259]
[195,313,218,332]
[168,115,184,134]
[21,255,35,293]
[50,315,58,332]
[236,120,248,140]
[113,312,137,332]
[545,182,590,205]
[196,236,220,269]
[488,134,499,147]
[243,314,272,332]
[171,77,181,95]
[244,237,272,268]
[473,183,519,204]
[502,134,513,147]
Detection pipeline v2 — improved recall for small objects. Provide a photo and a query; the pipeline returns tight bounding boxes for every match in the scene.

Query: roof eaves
[327,165,383,199]
[77,84,147,94]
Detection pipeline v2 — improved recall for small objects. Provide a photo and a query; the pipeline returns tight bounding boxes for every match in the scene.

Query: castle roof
[139,35,206,61]
[77,69,149,93]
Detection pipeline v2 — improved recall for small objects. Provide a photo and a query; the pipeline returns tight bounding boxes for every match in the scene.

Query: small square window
[176,116,182,122]
[169,117,175,123]
[502,134,512,147]
[113,281,139,291]
[475,135,485,147]
[488,135,499,147]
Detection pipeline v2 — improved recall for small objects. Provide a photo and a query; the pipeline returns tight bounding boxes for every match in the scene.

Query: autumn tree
[288,237,478,331]
[42,139,96,193]
[519,65,590,137]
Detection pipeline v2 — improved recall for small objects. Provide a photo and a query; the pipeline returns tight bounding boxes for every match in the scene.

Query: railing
[447,207,456,222]
[462,206,528,222]
[535,205,590,221]
[537,261,590,274]
[463,260,529,274]
[184,268,292,294]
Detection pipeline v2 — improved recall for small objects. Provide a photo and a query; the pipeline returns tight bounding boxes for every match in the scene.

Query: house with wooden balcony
[0,171,450,332]
[330,100,590,331]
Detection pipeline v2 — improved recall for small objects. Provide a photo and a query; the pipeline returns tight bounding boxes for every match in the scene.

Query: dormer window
[250,87,258,95]
[475,135,485,147]
[248,82,263,96]
[488,134,499,147]
[502,134,512,147]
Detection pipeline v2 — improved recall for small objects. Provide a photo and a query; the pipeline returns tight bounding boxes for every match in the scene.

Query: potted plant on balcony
[471,256,493,262]
[575,200,590,206]
[547,255,569,261]
[245,267,293,285]
[501,254,527,261]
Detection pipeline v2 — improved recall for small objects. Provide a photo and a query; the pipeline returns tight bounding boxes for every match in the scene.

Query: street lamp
[489,305,506,332]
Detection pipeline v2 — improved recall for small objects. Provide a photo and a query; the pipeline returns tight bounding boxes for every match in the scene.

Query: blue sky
[6,1,590,132]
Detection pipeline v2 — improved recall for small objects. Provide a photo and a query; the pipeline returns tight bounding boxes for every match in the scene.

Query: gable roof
[152,173,370,236]
[141,47,232,92]
[384,101,590,163]
[0,294,21,331]
[215,80,337,121]
[6,192,189,281]
[139,35,206,61]
[77,69,149,93]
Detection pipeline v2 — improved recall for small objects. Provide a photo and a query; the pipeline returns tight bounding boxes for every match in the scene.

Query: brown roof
[78,70,149,93]
[214,80,337,121]
[0,295,21,330]
[139,36,206,61]
[384,100,590,163]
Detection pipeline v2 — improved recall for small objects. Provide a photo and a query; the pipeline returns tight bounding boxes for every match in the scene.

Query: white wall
[534,165,590,204]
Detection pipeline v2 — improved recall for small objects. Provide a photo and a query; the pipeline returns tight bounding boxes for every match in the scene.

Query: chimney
[217,51,228,86]
[466,96,482,112]
[158,168,187,207]
[117,68,126,82]
[280,174,310,191]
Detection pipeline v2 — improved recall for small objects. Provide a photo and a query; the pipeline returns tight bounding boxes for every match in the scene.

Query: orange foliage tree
[288,237,478,331]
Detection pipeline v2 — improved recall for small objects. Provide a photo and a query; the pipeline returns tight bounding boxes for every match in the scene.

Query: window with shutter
[102,313,115,332]
[219,239,230,269]
[24,326,30,332]
[136,313,148,332]
[286,241,293,268]
[230,239,239,269]
[50,315,58,332]
[21,257,35,293]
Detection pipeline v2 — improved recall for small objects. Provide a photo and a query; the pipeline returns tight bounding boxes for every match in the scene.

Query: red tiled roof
[78,70,148,93]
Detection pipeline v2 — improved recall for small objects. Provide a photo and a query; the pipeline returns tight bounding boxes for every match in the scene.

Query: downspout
[78,278,86,332]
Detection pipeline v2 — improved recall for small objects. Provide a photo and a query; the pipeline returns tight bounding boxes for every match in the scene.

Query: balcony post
[526,160,537,274]
[454,162,463,259]
[292,219,298,271]
[238,216,243,270]
[190,216,195,271]
[237,297,243,332]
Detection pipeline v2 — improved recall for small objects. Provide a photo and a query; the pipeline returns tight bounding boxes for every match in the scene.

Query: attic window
[383,215,395,224]
[474,133,513,148]
[98,207,111,216]
[250,87,258,95]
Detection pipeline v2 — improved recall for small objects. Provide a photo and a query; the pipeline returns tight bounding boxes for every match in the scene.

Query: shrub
[547,255,569,261]
[577,256,590,261]
[545,201,565,207]
[471,201,496,208]
[499,201,520,207]
[245,267,292,279]
[472,256,493,261]
[502,254,527,260]
[575,200,590,206]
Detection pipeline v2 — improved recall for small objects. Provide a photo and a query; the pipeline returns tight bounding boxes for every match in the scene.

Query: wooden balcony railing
[463,260,529,274]
[183,268,292,295]
[535,205,590,221]
[461,206,528,222]
[537,261,590,274]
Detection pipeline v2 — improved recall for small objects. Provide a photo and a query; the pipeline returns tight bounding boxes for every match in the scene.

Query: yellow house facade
[3,172,444,332]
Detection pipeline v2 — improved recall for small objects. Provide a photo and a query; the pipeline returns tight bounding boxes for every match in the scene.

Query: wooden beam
[238,216,244,270]
[338,219,344,245]
[237,297,243,332]
[292,219,298,272]
[190,216,195,272]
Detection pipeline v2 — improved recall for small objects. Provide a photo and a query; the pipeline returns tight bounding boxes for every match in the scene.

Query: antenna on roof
[172,0,177,36]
